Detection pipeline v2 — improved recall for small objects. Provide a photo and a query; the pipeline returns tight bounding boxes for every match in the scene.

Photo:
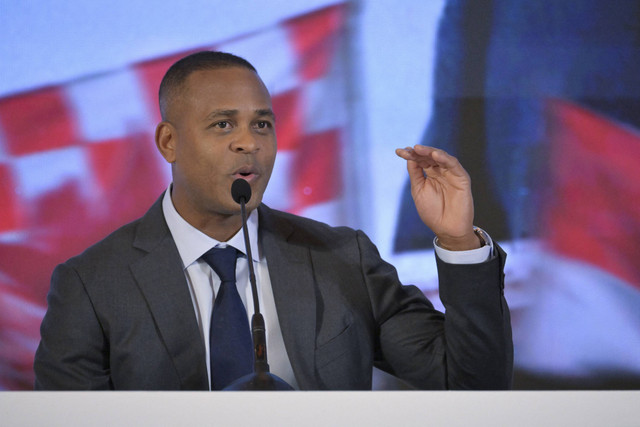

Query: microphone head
[231,178,252,204]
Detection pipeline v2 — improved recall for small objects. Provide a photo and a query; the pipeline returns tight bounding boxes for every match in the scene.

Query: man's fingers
[395,147,416,161]
[412,145,469,178]
[396,146,436,166]
[397,147,429,184]
[413,145,458,168]
[405,158,426,185]
[397,145,458,170]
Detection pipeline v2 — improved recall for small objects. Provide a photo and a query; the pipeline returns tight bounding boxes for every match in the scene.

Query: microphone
[231,177,251,205]
[224,178,294,391]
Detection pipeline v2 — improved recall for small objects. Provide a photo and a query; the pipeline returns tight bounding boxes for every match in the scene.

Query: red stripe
[272,88,304,151]
[290,128,342,213]
[545,99,640,289]
[285,4,346,81]
[0,286,40,389]
[0,88,77,155]
[0,165,22,232]
[86,133,166,217]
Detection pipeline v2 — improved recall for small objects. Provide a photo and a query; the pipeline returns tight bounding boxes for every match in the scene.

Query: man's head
[155,51,277,240]
[159,51,257,122]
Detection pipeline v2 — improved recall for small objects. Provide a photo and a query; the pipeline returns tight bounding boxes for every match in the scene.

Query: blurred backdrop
[1,0,639,390]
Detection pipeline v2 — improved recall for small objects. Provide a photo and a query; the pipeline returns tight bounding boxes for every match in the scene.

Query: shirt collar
[162,186,261,269]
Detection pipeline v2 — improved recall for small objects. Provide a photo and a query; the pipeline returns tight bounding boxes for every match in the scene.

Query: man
[34,51,512,390]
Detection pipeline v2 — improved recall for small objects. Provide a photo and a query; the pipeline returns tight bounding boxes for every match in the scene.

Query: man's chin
[245,197,263,213]
[222,197,261,215]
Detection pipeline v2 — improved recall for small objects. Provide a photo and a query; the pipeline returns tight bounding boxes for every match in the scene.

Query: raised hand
[395,145,480,251]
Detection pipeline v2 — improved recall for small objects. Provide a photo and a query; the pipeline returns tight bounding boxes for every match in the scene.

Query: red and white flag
[514,99,640,377]
[0,3,350,390]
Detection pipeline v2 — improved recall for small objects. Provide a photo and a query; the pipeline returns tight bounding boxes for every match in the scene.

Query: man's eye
[256,121,272,129]
[210,120,231,129]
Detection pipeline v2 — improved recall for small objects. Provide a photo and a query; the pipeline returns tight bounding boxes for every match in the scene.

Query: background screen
[1,0,639,390]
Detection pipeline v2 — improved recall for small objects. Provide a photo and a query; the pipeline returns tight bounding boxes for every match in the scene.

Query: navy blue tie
[202,246,253,390]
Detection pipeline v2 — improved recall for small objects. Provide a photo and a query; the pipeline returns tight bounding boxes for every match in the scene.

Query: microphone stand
[224,179,294,391]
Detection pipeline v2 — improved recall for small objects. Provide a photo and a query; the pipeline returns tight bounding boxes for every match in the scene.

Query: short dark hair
[158,51,257,120]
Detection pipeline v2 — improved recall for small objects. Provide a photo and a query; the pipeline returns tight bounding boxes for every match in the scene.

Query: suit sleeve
[33,263,112,390]
[358,230,513,390]
[435,244,513,389]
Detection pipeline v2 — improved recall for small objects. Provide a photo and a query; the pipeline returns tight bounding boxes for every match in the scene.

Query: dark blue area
[394,0,640,252]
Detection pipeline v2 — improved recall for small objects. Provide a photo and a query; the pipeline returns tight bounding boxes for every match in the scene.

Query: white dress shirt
[162,188,298,390]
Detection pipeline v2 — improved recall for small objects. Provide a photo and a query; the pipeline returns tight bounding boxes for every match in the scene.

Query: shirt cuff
[433,227,494,265]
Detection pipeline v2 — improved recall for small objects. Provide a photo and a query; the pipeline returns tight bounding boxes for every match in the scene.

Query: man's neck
[170,198,244,242]
[195,215,243,242]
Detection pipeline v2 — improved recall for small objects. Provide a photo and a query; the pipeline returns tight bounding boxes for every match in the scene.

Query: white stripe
[13,146,93,200]
[301,50,348,133]
[1,292,47,327]
[515,246,640,375]
[262,150,294,211]
[65,68,154,142]
[214,26,300,96]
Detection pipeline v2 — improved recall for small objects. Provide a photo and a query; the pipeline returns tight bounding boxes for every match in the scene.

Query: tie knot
[202,246,239,283]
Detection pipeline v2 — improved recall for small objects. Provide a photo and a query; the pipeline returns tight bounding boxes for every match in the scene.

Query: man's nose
[230,128,259,153]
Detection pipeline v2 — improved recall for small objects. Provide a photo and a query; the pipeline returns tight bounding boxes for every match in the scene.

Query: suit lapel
[259,205,317,389]
[129,197,208,390]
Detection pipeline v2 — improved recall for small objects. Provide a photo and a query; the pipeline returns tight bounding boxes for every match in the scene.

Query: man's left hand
[395,145,480,251]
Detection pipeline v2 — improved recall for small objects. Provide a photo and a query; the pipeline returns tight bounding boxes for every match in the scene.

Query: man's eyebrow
[204,109,276,121]
[256,109,276,121]
[205,109,238,120]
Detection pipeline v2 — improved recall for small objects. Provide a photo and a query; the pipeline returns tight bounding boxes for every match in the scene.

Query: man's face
[158,66,277,228]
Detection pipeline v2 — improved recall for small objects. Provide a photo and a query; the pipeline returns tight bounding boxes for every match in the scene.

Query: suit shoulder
[63,216,144,271]
[259,205,364,247]
[63,196,167,271]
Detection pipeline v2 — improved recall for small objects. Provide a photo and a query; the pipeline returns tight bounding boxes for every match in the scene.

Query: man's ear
[155,121,176,163]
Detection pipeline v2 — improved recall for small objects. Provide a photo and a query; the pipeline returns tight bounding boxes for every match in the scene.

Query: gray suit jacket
[34,196,512,390]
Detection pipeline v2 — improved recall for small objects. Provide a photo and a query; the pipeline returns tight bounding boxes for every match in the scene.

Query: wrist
[435,227,487,251]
